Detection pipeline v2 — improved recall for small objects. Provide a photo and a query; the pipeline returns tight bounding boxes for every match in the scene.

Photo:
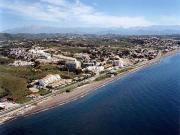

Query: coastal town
[1,0,180,134]
[0,33,180,123]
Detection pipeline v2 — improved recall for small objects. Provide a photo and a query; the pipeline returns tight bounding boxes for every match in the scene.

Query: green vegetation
[38,89,51,96]
[95,74,110,81]
[117,67,134,74]
[0,64,77,82]
[95,67,134,82]
[0,33,178,106]
[0,62,134,103]
[0,64,78,102]
[0,75,29,103]
[0,57,14,65]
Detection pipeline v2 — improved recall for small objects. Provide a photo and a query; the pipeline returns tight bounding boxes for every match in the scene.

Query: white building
[0,103,5,109]
[86,66,104,74]
[9,60,34,67]
[29,48,51,59]
[35,57,59,64]
[0,102,19,110]
[112,58,124,68]
[54,55,81,70]
[38,74,61,87]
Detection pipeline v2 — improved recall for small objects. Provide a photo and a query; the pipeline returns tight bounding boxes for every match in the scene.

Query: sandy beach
[24,49,180,116]
[1,49,180,124]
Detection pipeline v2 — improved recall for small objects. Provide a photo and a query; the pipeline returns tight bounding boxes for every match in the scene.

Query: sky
[0,0,180,31]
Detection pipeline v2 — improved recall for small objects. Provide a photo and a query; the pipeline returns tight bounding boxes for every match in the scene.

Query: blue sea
[0,53,180,135]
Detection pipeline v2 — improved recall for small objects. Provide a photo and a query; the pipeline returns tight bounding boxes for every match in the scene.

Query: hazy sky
[0,0,180,31]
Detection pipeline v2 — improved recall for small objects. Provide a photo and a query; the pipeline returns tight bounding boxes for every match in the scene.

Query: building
[74,53,90,62]
[9,60,34,67]
[83,63,94,67]
[112,58,124,68]
[0,103,5,109]
[38,74,61,87]
[48,79,72,88]
[35,57,59,64]
[29,48,51,59]
[65,60,81,70]
[54,55,77,62]
[86,66,104,74]
[54,55,81,70]
[0,102,19,110]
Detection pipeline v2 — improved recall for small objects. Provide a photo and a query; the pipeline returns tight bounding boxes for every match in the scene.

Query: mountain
[2,25,180,35]
[0,33,14,40]
[3,26,106,34]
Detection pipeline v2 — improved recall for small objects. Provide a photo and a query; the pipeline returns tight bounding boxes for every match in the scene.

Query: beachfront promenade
[1,49,180,124]
[0,61,149,124]
[0,59,159,123]
[0,73,102,123]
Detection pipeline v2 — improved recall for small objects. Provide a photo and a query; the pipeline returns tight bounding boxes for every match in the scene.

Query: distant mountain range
[2,25,180,35]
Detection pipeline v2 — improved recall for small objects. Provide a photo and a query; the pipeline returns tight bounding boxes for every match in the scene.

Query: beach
[23,49,180,115]
[0,49,180,124]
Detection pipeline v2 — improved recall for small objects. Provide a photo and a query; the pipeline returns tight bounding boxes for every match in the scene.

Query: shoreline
[0,49,180,125]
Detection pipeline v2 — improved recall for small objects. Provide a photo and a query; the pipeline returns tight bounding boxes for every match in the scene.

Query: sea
[0,53,179,135]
